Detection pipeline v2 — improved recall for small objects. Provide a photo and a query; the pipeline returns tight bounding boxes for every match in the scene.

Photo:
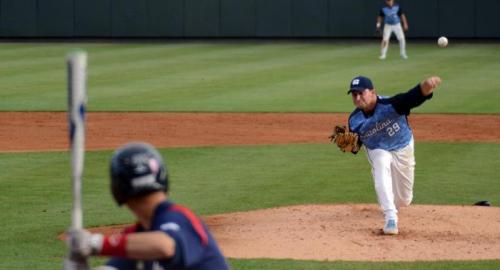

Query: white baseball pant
[365,138,415,222]
[381,23,407,57]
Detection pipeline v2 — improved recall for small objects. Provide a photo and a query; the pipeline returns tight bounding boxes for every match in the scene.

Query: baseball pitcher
[332,75,442,234]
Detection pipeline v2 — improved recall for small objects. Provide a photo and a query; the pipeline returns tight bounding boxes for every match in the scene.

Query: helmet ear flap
[110,142,169,205]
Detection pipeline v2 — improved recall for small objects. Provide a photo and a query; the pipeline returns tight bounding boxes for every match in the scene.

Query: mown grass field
[0,41,499,270]
[1,41,500,113]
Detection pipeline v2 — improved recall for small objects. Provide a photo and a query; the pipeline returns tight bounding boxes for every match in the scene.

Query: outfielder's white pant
[381,23,407,57]
[365,138,415,222]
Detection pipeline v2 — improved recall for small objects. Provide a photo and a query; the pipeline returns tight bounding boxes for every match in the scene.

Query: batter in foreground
[67,142,230,270]
[339,75,441,235]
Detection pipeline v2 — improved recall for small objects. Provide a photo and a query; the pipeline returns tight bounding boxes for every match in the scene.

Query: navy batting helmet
[110,142,168,205]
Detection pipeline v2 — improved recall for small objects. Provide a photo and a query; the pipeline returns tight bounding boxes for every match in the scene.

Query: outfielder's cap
[347,76,374,94]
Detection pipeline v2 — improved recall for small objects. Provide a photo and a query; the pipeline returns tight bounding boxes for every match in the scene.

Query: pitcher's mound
[205,204,500,261]
[87,204,500,262]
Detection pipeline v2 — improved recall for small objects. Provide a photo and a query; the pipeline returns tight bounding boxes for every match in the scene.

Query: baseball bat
[63,51,90,270]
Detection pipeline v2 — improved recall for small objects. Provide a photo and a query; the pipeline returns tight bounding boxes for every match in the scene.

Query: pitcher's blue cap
[348,76,374,94]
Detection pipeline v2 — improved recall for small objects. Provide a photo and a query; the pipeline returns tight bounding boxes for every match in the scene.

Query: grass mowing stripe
[88,44,376,111]
[1,42,499,112]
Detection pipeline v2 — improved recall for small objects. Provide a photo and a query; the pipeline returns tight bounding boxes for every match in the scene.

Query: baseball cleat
[379,55,386,60]
[400,54,408,59]
[383,219,399,235]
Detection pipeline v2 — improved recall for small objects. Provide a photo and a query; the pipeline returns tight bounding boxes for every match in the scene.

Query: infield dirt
[2,112,500,152]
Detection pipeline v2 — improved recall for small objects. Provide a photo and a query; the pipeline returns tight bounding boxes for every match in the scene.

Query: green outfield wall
[0,0,499,38]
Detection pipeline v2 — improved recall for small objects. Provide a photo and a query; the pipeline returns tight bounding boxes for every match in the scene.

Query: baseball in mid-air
[438,36,448,48]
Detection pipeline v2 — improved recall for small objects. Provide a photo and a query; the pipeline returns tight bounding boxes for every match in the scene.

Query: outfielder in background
[68,142,230,270]
[376,0,409,60]
[338,75,441,235]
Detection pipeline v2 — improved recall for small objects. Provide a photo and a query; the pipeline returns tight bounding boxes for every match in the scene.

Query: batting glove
[67,229,104,257]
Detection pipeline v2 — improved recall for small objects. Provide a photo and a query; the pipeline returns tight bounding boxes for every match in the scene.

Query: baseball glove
[329,125,360,153]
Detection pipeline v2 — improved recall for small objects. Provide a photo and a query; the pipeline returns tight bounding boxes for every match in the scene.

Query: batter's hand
[420,76,442,96]
[93,266,119,270]
[67,229,103,257]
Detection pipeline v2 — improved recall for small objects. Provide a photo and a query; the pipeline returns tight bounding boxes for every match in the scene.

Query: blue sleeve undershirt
[388,84,433,116]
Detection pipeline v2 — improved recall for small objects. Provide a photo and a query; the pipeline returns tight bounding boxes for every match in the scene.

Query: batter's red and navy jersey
[349,85,432,151]
[106,200,230,270]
